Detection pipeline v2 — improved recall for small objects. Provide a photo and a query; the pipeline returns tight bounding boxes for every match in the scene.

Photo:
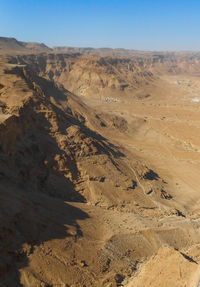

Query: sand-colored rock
[125,246,200,287]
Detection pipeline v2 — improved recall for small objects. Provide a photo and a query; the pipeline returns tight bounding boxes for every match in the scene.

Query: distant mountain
[0,37,51,53]
[53,46,200,58]
[1,36,200,57]
[53,46,153,57]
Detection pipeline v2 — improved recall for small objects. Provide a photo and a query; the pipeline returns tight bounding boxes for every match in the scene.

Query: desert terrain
[1,37,200,286]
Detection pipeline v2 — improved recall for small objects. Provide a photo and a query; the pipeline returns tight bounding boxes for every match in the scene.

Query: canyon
[1,37,200,286]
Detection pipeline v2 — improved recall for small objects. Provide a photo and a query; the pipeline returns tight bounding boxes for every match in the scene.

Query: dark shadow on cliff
[0,186,89,286]
[0,102,91,286]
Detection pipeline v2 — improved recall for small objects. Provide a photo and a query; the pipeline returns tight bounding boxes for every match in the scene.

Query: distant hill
[1,36,199,57]
[0,37,51,53]
[53,46,153,57]
[53,46,200,57]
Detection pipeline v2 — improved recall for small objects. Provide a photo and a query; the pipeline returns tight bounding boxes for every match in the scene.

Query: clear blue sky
[0,0,200,51]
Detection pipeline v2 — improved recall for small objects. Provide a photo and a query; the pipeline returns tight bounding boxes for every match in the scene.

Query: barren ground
[1,43,200,286]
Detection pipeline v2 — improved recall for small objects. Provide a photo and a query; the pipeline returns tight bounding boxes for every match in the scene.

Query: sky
[0,0,200,51]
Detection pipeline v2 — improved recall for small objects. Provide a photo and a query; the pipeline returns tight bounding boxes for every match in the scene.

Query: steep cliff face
[7,54,153,99]
[7,52,200,101]
[0,59,170,211]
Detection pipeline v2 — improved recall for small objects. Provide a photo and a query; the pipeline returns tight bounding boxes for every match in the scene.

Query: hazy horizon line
[1,35,200,53]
